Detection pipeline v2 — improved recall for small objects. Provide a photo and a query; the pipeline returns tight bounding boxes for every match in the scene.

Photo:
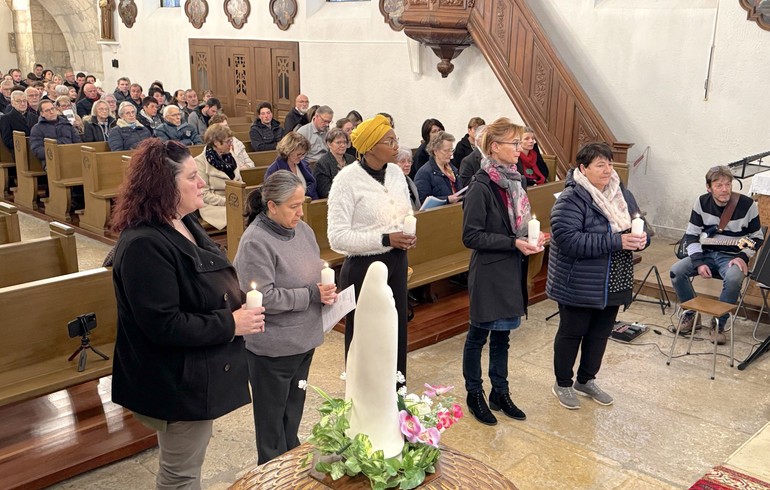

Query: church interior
[1,0,770,488]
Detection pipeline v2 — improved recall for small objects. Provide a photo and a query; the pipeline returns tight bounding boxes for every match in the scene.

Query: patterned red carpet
[690,466,770,490]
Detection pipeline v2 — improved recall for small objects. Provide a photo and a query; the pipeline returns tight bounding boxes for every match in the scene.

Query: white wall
[0,4,19,72]
[100,0,519,149]
[528,0,770,235]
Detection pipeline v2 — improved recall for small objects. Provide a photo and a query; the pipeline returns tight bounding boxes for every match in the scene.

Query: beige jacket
[194,149,243,230]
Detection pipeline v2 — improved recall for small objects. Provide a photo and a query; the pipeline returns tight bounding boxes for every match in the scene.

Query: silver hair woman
[395,147,420,210]
[233,169,336,465]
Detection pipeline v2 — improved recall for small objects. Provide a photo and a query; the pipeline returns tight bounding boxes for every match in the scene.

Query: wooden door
[270,46,300,123]
[227,45,255,117]
[188,41,212,95]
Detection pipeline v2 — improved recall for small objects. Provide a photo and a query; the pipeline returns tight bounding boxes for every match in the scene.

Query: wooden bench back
[0,222,79,288]
[0,202,21,245]
[229,115,253,125]
[13,131,43,173]
[225,180,257,261]
[528,180,566,233]
[615,162,629,187]
[82,147,128,196]
[407,203,465,267]
[542,154,557,182]
[228,123,251,133]
[301,198,345,266]
[247,151,277,167]
[232,131,249,144]
[240,166,269,186]
[0,139,13,163]
[0,268,116,393]
[46,140,109,184]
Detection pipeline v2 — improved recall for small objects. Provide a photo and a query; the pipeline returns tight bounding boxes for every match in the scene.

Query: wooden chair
[12,131,46,211]
[44,140,109,222]
[0,202,21,245]
[0,268,116,407]
[0,221,78,288]
[0,140,15,200]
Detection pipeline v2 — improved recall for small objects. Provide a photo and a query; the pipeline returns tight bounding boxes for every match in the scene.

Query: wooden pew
[224,168,270,261]
[11,131,46,211]
[542,154,557,182]
[44,140,109,222]
[241,165,269,186]
[0,202,21,245]
[0,141,14,200]
[228,123,251,133]
[0,221,78,288]
[247,150,277,167]
[0,268,116,407]
[79,146,128,235]
[301,198,345,267]
[406,203,471,289]
[232,131,249,145]
[525,180,566,290]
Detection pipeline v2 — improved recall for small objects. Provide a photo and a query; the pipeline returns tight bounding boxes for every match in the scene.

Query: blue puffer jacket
[154,121,202,146]
[108,120,152,151]
[30,115,81,164]
[546,169,647,309]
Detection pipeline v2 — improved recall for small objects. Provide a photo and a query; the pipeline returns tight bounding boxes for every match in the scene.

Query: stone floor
[17,213,770,489]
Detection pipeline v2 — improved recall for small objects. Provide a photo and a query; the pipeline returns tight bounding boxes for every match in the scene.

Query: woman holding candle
[461,117,544,426]
[110,139,265,489]
[547,142,648,410]
[233,170,337,465]
[328,114,414,382]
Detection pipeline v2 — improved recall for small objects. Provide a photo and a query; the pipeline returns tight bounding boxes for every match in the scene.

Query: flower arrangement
[300,373,463,490]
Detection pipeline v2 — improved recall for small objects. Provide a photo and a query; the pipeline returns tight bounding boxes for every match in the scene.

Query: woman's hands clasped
[317,283,338,305]
[621,232,647,251]
[390,231,417,251]
[515,232,546,256]
[233,306,265,336]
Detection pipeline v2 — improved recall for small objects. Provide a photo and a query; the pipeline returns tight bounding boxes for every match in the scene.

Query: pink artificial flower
[451,403,464,420]
[399,410,424,443]
[417,427,441,447]
[437,411,454,430]
[423,383,454,398]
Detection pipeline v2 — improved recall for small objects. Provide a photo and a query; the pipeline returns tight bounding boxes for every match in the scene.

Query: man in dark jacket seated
[76,83,100,118]
[30,99,81,170]
[670,165,764,345]
[0,91,38,157]
[250,102,286,151]
[136,97,162,132]
[154,106,202,146]
[284,94,309,132]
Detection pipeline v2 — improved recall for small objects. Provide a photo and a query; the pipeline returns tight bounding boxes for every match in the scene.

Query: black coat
[108,122,152,151]
[462,170,528,324]
[458,147,482,189]
[283,107,308,132]
[249,118,286,152]
[450,133,474,170]
[76,97,95,118]
[111,215,251,421]
[313,151,354,198]
[0,109,37,155]
[546,169,648,309]
[82,116,117,143]
[410,142,430,179]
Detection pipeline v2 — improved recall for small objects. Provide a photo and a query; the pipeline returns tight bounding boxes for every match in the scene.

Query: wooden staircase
[398,0,633,176]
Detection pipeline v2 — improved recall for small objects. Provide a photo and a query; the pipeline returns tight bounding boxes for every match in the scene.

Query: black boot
[489,389,526,421]
[466,390,497,426]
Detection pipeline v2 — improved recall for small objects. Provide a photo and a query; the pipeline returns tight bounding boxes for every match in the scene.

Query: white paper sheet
[322,285,356,333]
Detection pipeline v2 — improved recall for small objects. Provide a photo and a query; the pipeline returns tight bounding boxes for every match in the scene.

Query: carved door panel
[189,41,212,97]
[213,45,231,114]
[270,46,300,124]
[227,45,255,117]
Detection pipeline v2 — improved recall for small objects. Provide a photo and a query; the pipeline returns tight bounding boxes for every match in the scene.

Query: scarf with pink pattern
[482,157,531,237]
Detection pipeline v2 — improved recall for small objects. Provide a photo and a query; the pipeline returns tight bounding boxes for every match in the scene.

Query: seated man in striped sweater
[670,165,764,345]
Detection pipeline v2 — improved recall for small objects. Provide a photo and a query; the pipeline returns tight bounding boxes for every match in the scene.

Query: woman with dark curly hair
[110,139,265,489]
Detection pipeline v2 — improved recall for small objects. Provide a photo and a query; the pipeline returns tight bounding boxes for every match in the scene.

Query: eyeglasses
[498,140,521,148]
[377,138,399,149]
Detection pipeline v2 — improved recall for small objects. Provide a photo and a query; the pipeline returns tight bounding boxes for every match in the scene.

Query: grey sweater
[233,214,325,357]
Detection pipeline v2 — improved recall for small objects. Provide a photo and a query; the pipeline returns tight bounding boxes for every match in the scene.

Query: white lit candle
[246,282,262,309]
[631,214,644,235]
[528,215,540,246]
[403,211,417,236]
[321,262,335,286]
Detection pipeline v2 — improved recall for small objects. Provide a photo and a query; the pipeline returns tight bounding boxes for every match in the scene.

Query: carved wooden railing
[397,0,633,176]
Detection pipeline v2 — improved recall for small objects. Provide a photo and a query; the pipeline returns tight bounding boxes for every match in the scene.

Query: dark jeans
[340,249,409,380]
[247,349,314,465]
[463,326,511,394]
[553,304,619,387]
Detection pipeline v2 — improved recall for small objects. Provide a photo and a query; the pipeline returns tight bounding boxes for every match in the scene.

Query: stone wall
[29,0,70,75]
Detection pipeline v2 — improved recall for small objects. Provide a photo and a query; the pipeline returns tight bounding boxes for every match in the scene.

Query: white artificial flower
[340,372,347,380]
[421,395,433,407]
[395,371,406,384]
[298,380,307,390]
[397,386,407,397]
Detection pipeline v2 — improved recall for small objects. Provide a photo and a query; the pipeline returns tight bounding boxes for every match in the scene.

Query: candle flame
[408,210,414,217]
[532,215,537,220]
[250,282,256,290]
[323,262,329,268]
[635,214,640,219]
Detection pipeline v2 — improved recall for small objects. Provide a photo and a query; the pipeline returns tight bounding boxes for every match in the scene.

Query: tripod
[68,334,109,372]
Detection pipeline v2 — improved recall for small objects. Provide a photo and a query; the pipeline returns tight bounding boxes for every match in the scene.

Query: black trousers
[340,249,409,380]
[553,304,619,387]
[246,349,314,465]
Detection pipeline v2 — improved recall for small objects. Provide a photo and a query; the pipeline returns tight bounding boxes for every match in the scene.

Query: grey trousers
[156,419,214,490]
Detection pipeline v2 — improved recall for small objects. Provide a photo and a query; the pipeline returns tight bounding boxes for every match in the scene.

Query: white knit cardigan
[327,162,412,257]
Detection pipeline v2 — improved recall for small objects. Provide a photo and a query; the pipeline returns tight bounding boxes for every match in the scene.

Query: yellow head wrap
[350,114,392,156]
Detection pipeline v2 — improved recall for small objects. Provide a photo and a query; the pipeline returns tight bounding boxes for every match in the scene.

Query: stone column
[11,6,35,74]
